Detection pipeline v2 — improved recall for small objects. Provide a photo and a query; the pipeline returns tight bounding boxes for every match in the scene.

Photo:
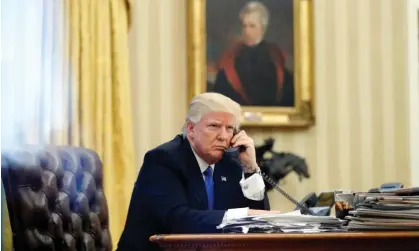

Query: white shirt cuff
[239,172,265,201]
[222,207,249,223]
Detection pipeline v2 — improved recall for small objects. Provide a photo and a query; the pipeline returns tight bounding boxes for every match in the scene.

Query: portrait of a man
[207,1,295,107]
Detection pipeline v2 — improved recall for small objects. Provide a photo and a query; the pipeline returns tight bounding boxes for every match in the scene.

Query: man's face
[241,12,264,46]
[187,112,235,164]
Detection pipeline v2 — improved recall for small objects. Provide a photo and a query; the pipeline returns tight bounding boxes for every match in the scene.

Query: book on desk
[346,187,419,230]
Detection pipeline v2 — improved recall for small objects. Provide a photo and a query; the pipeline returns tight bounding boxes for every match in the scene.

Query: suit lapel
[213,159,244,209]
[213,159,240,188]
[182,138,208,209]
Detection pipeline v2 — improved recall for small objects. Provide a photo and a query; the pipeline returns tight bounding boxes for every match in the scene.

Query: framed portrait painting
[187,0,315,127]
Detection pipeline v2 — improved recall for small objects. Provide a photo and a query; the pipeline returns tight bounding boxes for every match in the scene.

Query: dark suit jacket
[116,134,270,251]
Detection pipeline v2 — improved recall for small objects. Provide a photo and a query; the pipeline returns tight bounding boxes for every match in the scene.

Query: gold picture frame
[187,0,315,127]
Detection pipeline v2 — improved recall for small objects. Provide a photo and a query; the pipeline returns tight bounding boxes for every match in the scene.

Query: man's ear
[186,121,195,138]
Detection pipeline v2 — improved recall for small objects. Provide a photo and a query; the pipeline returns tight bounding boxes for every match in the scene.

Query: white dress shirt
[191,148,266,222]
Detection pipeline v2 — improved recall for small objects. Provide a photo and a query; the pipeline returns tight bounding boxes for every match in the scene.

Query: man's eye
[209,124,219,128]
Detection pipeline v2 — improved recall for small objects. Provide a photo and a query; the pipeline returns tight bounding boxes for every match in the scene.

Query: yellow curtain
[2,182,12,251]
[68,0,136,249]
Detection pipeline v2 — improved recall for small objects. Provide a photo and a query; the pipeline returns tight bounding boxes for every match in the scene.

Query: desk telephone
[224,145,322,215]
[224,143,405,217]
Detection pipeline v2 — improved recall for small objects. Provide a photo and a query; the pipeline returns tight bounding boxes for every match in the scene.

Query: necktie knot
[204,166,213,176]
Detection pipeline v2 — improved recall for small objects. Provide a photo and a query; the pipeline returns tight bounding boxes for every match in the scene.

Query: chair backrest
[1,146,112,251]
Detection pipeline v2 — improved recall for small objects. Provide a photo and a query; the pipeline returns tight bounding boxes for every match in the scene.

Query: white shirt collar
[246,37,263,47]
[190,146,215,174]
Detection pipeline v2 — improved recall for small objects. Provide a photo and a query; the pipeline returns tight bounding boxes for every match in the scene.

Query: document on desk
[347,188,419,230]
[217,210,346,234]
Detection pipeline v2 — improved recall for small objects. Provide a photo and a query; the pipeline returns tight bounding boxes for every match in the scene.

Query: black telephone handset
[224,145,246,159]
[224,145,313,215]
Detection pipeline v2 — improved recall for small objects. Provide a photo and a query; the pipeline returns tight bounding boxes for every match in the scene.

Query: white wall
[407,0,419,186]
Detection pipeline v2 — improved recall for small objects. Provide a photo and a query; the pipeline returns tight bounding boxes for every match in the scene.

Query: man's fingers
[230,130,245,144]
[232,138,252,148]
[231,131,253,146]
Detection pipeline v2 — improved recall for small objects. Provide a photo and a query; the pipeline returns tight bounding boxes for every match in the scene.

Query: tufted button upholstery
[1,146,112,251]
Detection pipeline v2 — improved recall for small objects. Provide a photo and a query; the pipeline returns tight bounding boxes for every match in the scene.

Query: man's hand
[248,209,281,215]
[230,130,258,173]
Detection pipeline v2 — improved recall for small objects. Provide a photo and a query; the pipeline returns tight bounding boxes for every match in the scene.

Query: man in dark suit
[117,92,275,251]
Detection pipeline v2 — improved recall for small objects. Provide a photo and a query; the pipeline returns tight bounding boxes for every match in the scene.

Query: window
[1,0,69,147]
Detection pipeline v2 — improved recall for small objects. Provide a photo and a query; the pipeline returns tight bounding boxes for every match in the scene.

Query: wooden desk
[150,231,419,251]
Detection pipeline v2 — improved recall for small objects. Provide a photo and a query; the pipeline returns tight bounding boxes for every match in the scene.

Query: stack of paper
[347,187,419,230]
[217,210,346,234]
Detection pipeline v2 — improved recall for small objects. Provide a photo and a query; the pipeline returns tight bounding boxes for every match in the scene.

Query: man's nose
[218,128,230,141]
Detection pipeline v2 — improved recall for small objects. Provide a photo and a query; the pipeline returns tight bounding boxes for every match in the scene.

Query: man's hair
[183,92,242,136]
[239,1,270,30]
